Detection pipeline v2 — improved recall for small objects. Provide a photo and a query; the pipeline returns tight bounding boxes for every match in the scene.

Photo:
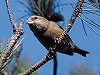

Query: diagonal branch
[57,0,84,43]
[0,21,24,70]
[6,0,16,28]
[19,51,55,75]
[0,0,24,70]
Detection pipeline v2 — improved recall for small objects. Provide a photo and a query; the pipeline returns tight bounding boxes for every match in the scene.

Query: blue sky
[0,0,100,75]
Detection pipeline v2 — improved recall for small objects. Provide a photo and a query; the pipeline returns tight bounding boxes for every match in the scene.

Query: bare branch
[5,0,16,28]
[57,0,84,43]
[0,0,24,70]
[0,25,23,70]
[18,40,57,75]
[19,52,55,75]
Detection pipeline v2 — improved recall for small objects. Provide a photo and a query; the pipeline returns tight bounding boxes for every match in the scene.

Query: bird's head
[27,16,50,31]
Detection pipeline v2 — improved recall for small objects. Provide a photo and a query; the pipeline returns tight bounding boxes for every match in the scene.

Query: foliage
[0,39,37,75]
[15,60,38,75]
[19,0,64,22]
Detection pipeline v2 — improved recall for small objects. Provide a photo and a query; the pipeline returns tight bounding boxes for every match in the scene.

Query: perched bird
[27,16,89,57]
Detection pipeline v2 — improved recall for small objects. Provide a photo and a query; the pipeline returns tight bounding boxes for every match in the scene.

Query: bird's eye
[31,17,37,21]
[34,17,37,19]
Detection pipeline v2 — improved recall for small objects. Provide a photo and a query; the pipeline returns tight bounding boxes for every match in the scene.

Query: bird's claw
[55,38,61,44]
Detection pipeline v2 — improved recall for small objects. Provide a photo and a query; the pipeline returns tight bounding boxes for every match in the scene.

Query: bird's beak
[26,19,33,24]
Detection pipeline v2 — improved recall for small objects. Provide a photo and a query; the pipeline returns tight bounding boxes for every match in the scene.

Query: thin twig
[57,0,84,43]
[6,0,16,28]
[0,0,24,70]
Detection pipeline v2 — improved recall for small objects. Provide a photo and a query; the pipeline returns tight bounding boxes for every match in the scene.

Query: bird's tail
[74,46,89,57]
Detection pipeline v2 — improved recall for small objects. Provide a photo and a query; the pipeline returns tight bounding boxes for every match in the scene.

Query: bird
[27,15,89,57]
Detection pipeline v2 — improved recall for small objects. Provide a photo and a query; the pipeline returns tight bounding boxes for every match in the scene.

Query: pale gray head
[27,16,50,31]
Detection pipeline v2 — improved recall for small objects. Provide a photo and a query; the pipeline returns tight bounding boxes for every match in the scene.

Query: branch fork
[0,0,24,71]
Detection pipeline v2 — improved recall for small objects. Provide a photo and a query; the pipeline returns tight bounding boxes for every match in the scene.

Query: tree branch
[0,0,24,70]
[57,0,84,43]
[19,51,55,75]
[6,0,16,28]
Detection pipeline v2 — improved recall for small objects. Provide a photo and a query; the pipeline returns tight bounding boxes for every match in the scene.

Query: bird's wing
[44,21,64,40]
